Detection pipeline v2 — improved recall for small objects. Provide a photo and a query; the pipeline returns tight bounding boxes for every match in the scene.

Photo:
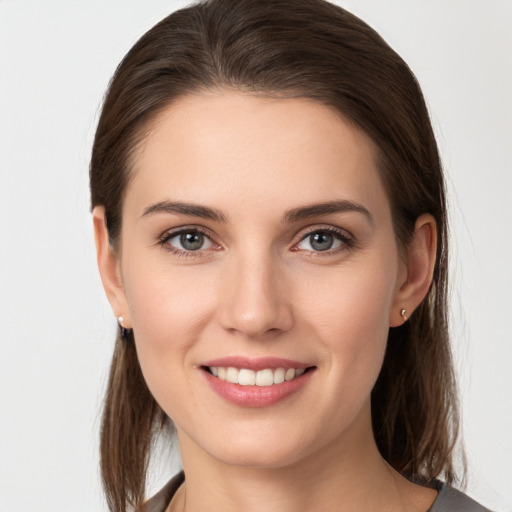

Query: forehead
[125,91,389,221]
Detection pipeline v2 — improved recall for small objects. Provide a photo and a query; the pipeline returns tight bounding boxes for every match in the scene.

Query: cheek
[298,260,396,389]
[300,258,395,336]
[124,255,215,337]
[121,259,217,397]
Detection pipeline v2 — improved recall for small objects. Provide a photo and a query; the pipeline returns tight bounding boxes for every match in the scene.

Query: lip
[200,357,315,408]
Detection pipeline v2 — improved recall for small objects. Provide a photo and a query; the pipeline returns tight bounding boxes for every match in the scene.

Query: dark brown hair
[90,0,461,509]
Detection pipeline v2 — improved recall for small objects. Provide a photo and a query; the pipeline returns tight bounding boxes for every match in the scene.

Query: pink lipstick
[200,356,315,408]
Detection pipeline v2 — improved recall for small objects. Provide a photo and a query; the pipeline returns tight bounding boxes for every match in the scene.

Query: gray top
[142,472,492,512]
[429,480,492,512]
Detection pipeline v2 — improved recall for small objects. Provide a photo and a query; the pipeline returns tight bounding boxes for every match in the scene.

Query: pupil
[180,232,203,250]
[310,232,333,251]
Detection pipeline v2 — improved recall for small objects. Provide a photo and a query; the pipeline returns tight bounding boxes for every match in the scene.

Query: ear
[389,213,437,327]
[92,206,131,329]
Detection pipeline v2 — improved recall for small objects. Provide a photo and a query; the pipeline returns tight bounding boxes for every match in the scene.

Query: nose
[218,250,294,339]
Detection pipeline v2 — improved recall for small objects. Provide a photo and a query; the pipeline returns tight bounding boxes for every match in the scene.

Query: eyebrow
[141,199,372,225]
[142,200,228,222]
[283,200,373,225]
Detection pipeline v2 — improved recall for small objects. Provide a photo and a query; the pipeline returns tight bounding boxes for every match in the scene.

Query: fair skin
[94,91,438,511]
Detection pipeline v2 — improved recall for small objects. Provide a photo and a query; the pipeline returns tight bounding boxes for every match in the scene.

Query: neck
[171,403,437,512]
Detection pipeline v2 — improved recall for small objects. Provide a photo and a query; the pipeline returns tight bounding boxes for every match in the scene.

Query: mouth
[200,358,316,408]
[202,366,315,386]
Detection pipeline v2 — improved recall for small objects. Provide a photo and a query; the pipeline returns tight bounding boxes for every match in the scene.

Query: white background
[0,1,511,510]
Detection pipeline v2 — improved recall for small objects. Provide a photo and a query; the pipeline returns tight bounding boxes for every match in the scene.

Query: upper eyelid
[159,225,215,241]
[295,224,353,241]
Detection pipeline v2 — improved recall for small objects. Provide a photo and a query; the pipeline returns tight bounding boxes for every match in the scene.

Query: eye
[162,229,215,252]
[294,228,352,253]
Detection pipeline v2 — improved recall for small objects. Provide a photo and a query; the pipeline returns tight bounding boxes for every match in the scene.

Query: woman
[90,0,491,510]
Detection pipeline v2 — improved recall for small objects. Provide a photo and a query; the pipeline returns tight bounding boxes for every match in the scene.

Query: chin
[200,425,318,470]
[213,444,304,470]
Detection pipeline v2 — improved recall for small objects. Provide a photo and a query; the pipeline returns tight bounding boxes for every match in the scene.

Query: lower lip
[203,369,314,408]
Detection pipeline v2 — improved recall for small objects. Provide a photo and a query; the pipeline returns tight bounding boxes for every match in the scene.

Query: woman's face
[109,91,410,468]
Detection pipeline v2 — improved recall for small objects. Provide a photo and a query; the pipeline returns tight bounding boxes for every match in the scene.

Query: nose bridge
[219,244,293,338]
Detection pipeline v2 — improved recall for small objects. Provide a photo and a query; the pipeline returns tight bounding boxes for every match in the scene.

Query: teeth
[238,368,256,386]
[285,368,296,381]
[255,369,274,386]
[208,366,308,386]
[273,367,285,384]
[226,367,238,384]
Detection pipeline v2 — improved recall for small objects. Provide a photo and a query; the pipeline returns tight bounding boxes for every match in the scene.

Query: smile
[207,366,307,386]
[201,358,316,408]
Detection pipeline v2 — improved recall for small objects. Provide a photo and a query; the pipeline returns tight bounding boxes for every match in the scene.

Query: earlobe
[389,214,437,327]
[92,206,131,327]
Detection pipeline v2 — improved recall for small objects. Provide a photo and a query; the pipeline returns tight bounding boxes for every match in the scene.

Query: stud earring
[400,308,408,321]
[117,315,130,340]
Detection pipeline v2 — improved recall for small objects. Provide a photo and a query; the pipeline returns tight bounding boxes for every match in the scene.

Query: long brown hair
[90,0,461,509]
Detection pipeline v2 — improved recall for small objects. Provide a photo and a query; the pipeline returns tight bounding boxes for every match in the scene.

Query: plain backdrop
[0,1,511,510]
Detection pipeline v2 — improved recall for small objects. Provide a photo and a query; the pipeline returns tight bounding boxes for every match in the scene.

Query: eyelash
[292,226,354,256]
[158,225,354,258]
[158,226,219,258]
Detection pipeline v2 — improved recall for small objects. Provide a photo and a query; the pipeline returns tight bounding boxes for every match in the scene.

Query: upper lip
[201,356,313,371]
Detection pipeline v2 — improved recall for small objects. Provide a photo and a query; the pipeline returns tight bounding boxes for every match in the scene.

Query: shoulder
[429,481,493,512]
[139,471,185,512]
